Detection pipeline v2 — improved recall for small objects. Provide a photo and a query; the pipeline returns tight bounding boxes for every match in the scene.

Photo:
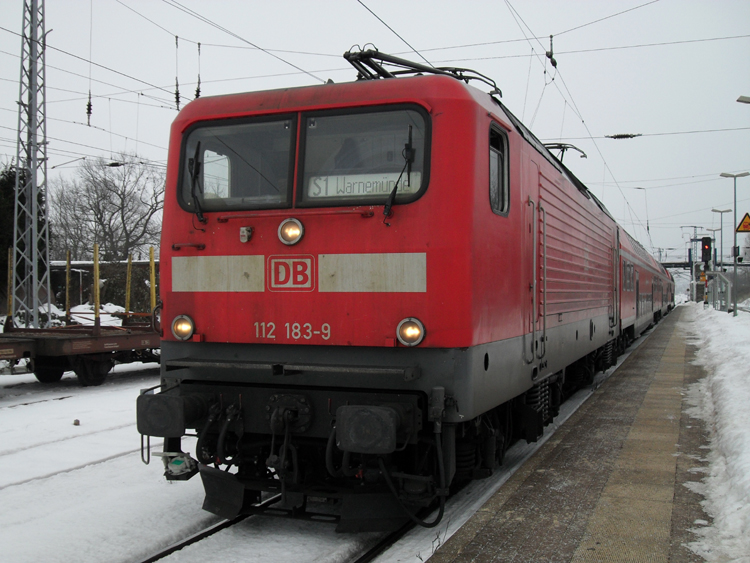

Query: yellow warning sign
[737,213,750,233]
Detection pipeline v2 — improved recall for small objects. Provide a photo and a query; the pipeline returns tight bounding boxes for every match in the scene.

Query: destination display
[307,172,421,199]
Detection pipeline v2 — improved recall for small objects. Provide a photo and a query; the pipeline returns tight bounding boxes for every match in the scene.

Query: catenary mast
[12,0,51,328]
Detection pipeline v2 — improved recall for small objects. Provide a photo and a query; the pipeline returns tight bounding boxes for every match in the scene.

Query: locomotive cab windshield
[178,106,429,214]
[182,116,296,212]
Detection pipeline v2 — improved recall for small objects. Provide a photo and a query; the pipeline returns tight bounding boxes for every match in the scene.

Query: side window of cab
[490,125,509,215]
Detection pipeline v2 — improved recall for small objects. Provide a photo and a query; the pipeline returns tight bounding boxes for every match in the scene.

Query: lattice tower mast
[12,0,51,328]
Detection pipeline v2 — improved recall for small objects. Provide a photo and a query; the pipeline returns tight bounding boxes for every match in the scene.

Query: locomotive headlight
[397,318,425,346]
[278,218,304,245]
[171,315,195,341]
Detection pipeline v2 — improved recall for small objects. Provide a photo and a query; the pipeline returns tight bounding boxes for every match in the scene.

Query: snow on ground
[682,302,750,562]
[0,364,225,563]
[0,303,748,562]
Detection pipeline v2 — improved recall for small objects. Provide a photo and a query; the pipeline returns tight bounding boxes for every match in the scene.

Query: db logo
[267,255,315,292]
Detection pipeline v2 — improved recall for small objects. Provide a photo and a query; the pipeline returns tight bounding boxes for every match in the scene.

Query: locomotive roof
[175,51,633,259]
[622,228,667,275]
[177,75,606,212]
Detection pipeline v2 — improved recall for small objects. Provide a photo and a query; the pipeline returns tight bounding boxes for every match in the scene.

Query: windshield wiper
[383,125,415,225]
[188,141,207,224]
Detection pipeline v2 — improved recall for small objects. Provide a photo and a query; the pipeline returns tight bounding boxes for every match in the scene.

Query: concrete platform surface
[429,307,710,563]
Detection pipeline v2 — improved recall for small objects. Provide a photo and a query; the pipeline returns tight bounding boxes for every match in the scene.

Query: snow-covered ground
[684,302,750,562]
[0,364,221,563]
[0,302,747,562]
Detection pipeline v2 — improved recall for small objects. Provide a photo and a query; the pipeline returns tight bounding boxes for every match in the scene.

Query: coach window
[624,262,633,291]
[490,125,509,215]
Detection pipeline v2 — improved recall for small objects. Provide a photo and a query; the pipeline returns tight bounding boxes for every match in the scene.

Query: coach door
[611,229,620,329]
[525,162,548,363]
[635,272,640,318]
[523,161,546,364]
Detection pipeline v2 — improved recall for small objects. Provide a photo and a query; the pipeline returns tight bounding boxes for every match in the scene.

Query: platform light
[172,315,195,341]
[397,318,425,346]
[278,218,304,245]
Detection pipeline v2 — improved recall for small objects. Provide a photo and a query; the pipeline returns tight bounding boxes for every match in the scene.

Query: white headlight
[278,218,304,245]
[172,315,194,341]
[397,318,425,346]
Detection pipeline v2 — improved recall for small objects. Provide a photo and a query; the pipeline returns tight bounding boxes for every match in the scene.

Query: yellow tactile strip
[571,331,685,561]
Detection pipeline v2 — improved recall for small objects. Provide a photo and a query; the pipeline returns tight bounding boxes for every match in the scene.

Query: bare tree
[49,154,164,261]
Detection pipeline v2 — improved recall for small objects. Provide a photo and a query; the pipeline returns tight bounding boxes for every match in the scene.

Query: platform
[430,306,710,563]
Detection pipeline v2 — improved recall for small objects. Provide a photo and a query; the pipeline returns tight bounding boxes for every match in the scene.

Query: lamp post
[707,228,722,309]
[719,172,750,316]
[711,208,731,270]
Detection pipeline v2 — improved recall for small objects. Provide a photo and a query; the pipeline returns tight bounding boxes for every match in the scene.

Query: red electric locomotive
[137,50,673,531]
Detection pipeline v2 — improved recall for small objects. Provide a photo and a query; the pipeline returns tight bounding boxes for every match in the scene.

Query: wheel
[71,356,113,386]
[34,366,65,383]
[496,405,513,466]
[32,356,67,383]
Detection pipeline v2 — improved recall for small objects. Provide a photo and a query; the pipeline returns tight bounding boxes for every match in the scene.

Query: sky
[0,0,749,266]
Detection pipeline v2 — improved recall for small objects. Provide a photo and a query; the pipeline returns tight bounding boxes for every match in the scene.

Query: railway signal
[701,237,712,263]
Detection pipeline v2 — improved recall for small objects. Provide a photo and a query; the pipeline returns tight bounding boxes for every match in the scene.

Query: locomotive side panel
[455,111,541,417]
[534,167,616,374]
[538,172,614,323]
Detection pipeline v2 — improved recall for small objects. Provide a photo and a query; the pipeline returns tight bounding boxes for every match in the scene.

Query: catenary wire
[356,0,434,67]
[0,49,176,107]
[159,0,326,83]
[0,24,188,103]
[548,126,750,141]
[113,0,659,59]
[503,0,653,252]
[590,171,750,186]
[434,34,750,64]
[113,0,340,59]
[555,0,662,36]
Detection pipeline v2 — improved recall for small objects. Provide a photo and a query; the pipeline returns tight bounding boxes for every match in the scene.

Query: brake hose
[196,403,222,465]
[378,428,447,528]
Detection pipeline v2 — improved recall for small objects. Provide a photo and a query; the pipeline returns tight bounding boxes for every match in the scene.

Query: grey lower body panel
[161,313,613,424]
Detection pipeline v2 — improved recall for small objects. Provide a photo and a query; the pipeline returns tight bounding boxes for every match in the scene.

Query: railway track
[137,512,255,563]
[135,496,416,563]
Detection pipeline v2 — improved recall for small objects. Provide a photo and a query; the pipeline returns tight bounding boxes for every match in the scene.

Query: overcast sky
[1,0,748,265]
